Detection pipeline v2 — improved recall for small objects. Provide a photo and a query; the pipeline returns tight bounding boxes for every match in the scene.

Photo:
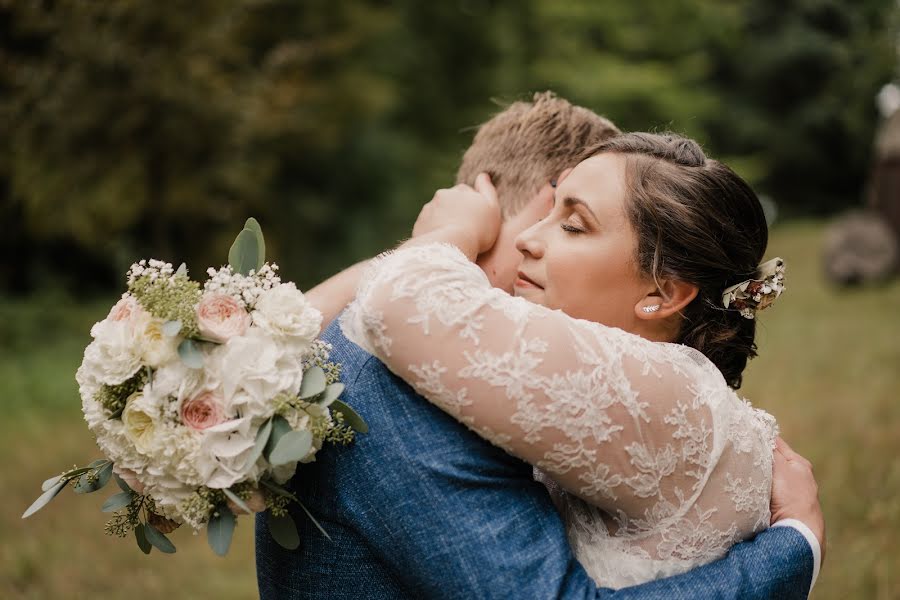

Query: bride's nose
[515,221,545,259]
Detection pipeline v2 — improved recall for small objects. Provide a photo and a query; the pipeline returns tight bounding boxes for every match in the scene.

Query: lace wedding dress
[341,243,778,589]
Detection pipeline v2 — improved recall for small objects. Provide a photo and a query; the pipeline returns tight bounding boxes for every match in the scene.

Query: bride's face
[513,153,652,330]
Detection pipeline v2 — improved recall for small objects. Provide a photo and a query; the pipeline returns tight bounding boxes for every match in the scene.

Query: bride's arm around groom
[256,309,822,598]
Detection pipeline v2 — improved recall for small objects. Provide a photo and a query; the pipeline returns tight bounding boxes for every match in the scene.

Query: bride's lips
[515,271,543,289]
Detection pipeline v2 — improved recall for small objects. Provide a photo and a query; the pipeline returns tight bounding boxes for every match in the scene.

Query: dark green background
[3,0,896,293]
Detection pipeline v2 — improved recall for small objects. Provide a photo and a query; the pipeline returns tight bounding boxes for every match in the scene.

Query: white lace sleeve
[342,243,776,576]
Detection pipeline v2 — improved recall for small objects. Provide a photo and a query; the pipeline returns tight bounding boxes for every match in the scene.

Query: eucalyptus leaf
[267,511,299,550]
[269,430,313,466]
[317,383,345,408]
[259,479,297,502]
[41,475,62,492]
[101,491,133,513]
[330,399,369,434]
[222,488,251,515]
[162,320,182,337]
[87,459,108,468]
[295,499,332,541]
[228,228,262,276]
[144,522,177,553]
[74,461,113,494]
[207,505,236,556]
[96,461,114,487]
[245,419,273,470]
[298,366,327,399]
[243,217,266,265]
[22,479,67,518]
[178,339,204,369]
[264,415,292,461]
[113,473,133,494]
[135,523,152,554]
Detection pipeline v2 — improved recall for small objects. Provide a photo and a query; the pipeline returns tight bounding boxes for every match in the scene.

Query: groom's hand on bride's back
[771,436,826,562]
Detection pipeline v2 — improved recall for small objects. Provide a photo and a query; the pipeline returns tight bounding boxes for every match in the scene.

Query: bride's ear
[635,278,699,321]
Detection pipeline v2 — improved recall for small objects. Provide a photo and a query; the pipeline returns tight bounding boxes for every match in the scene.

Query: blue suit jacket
[256,320,814,599]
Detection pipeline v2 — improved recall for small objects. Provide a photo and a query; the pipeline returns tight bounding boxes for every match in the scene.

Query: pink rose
[196,294,250,342]
[181,391,225,430]
[108,296,142,323]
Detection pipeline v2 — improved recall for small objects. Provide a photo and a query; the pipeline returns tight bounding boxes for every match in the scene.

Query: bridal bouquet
[23,219,366,556]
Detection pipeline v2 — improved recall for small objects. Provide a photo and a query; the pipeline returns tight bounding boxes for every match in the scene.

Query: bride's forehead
[559,154,628,210]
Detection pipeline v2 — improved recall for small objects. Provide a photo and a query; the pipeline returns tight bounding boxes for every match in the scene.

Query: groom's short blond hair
[456,92,620,217]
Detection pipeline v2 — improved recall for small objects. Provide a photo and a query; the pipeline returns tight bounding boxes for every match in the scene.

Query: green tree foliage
[1,0,896,294]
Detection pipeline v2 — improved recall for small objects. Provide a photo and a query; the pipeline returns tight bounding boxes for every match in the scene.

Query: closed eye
[561,223,584,234]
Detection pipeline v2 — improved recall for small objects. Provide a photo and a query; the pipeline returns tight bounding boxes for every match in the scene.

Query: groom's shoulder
[320,317,395,391]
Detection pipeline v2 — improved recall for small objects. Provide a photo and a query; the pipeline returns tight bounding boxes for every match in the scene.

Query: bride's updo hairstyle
[584,132,768,389]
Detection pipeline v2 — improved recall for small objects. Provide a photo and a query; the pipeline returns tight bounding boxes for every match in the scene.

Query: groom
[256,93,824,598]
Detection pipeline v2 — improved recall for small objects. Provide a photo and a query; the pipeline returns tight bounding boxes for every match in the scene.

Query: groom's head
[455,92,619,292]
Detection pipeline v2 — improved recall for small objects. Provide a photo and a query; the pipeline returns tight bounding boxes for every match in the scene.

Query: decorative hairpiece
[721,257,785,319]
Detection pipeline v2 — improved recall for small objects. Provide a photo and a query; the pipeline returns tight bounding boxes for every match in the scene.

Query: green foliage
[207,505,236,556]
[129,273,202,336]
[95,370,148,418]
[3,1,894,293]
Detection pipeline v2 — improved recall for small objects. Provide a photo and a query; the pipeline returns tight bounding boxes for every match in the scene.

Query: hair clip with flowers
[721,257,785,319]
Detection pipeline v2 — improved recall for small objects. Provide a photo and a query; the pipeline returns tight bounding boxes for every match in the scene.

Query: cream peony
[134,312,180,367]
[197,293,251,342]
[121,393,159,454]
[252,283,322,346]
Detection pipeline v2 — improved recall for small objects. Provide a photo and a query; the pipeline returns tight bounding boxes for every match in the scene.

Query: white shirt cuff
[772,518,821,593]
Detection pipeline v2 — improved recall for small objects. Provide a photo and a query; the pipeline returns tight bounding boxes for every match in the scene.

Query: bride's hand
[413,173,501,255]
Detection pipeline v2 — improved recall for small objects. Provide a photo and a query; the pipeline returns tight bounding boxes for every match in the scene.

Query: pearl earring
[642,304,660,314]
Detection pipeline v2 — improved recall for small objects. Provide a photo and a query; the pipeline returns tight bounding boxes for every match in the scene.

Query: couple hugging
[256,92,824,599]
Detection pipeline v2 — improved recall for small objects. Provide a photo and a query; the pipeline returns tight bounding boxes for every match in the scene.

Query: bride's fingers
[475,172,498,204]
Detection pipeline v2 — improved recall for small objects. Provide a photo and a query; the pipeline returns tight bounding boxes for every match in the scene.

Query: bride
[340,132,784,588]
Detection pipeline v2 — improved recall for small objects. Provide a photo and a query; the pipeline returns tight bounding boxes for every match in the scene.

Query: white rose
[252,283,322,347]
[214,330,304,411]
[133,312,180,368]
[83,319,144,385]
[121,392,159,454]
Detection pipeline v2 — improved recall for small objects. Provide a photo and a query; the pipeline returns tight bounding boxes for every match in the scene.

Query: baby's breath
[204,263,281,310]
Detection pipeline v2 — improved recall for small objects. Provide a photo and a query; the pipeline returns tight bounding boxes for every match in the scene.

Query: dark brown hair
[456,92,620,217]
[586,132,769,389]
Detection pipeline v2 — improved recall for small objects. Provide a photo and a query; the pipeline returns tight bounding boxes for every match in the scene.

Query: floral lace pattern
[342,243,778,589]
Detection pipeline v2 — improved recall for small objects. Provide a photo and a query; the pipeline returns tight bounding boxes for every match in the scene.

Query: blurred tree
[1,0,896,294]
[708,0,898,215]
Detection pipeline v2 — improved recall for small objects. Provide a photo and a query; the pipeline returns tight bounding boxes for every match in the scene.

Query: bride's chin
[513,288,543,304]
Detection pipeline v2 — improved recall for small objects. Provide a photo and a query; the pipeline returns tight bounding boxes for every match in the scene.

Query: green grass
[1,220,898,598]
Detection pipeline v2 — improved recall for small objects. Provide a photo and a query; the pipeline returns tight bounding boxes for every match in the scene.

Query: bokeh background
[2,1,899,598]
